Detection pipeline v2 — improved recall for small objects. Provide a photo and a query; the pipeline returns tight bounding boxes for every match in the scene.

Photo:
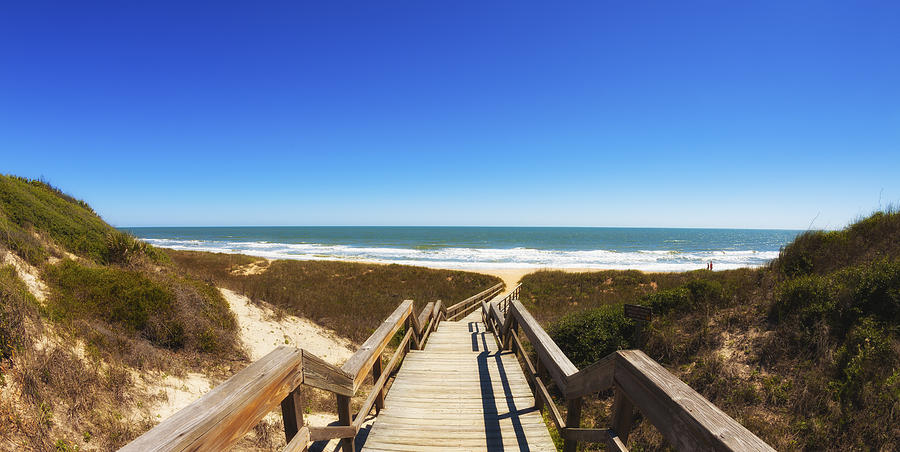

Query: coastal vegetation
[522,209,900,450]
[0,174,502,450]
[4,174,899,450]
[167,250,501,343]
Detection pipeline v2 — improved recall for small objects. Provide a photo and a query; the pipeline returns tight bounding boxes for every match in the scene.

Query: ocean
[124,226,801,272]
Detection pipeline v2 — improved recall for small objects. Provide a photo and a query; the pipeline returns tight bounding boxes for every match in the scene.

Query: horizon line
[118,224,809,232]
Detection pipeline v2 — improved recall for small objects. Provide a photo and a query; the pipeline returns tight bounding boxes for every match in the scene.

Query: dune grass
[42,259,239,357]
[0,266,148,450]
[518,210,900,450]
[167,250,502,343]
[0,175,115,264]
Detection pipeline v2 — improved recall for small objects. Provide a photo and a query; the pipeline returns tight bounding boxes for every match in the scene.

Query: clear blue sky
[2,1,898,229]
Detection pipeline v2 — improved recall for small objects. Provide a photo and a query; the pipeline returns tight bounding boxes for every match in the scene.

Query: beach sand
[473,267,603,291]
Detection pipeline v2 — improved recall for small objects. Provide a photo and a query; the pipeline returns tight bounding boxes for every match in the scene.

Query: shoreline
[456,267,602,291]
[160,245,738,288]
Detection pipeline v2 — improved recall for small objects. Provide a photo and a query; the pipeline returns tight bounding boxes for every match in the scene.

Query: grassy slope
[0,175,243,450]
[521,210,900,451]
[0,175,114,264]
[0,174,503,449]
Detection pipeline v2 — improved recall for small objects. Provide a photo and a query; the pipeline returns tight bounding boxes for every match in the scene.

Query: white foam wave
[143,238,779,272]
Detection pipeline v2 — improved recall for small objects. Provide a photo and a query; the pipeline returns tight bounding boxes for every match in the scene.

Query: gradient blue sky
[2,1,898,229]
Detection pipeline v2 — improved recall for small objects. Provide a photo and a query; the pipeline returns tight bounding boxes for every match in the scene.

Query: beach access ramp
[121,283,774,452]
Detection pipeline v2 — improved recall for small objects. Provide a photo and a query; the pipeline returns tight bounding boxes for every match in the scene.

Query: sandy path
[220,288,355,364]
[0,248,49,302]
[474,267,602,291]
[139,288,356,427]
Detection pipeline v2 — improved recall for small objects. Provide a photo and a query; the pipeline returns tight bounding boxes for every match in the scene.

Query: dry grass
[0,265,154,450]
[167,250,502,343]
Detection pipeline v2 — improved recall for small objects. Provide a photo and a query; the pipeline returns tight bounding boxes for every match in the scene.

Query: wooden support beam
[280,386,305,444]
[611,386,635,445]
[563,397,583,452]
[309,425,356,442]
[562,427,613,443]
[336,395,354,452]
[371,357,385,413]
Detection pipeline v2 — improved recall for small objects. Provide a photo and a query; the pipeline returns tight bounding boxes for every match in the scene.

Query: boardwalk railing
[445,282,504,321]
[483,288,775,452]
[121,290,467,452]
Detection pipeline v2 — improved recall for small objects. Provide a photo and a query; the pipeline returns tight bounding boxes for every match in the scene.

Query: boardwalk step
[360,311,555,451]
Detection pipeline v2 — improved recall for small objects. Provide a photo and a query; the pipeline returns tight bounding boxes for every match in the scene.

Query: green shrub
[771,274,837,324]
[686,279,724,307]
[833,317,894,406]
[843,258,900,325]
[42,260,182,347]
[548,304,635,368]
[644,287,691,314]
[772,209,900,276]
[103,230,169,266]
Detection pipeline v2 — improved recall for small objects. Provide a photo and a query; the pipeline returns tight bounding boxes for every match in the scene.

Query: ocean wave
[143,238,780,272]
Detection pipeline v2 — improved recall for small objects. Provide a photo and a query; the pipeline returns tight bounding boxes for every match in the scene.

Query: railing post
[563,397,583,452]
[372,356,385,413]
[503,317,517,351]
[406,317,416,351]
[337,394,354,452]
[611,385,635,444]
[280,386,305,444]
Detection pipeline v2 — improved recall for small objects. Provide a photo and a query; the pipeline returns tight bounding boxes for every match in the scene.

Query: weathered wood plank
[611,386,635,445]
[535,376,565,432]
[415,301,434,335]
[510,300,578,392]
[120,346,303,452]
[563,427,613,443]
[302,349,353,396]
[281,386,305,444]
[607,430,629,452]
[336,394,354,451]
[361,317,554,452]
[354,328,413,427]
[309,424,356,441]
[615,350,775,451]
[342,300,412,391]
[445,283,502,315]
[282,426,310,452]
[563,397,583,452]
[563,351,615,398]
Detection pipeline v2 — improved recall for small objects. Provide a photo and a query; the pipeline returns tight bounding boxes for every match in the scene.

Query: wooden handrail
[485,289,775,452]
[445,282,503,320]
[121,284,471,452]
[342,300,412,392]
[120,347,304,451]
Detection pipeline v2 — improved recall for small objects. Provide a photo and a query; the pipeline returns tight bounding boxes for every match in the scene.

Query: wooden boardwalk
[123,283,775,452]
[361,311,556,451]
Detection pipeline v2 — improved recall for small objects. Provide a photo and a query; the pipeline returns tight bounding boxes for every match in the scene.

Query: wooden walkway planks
[361,311,556,452]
